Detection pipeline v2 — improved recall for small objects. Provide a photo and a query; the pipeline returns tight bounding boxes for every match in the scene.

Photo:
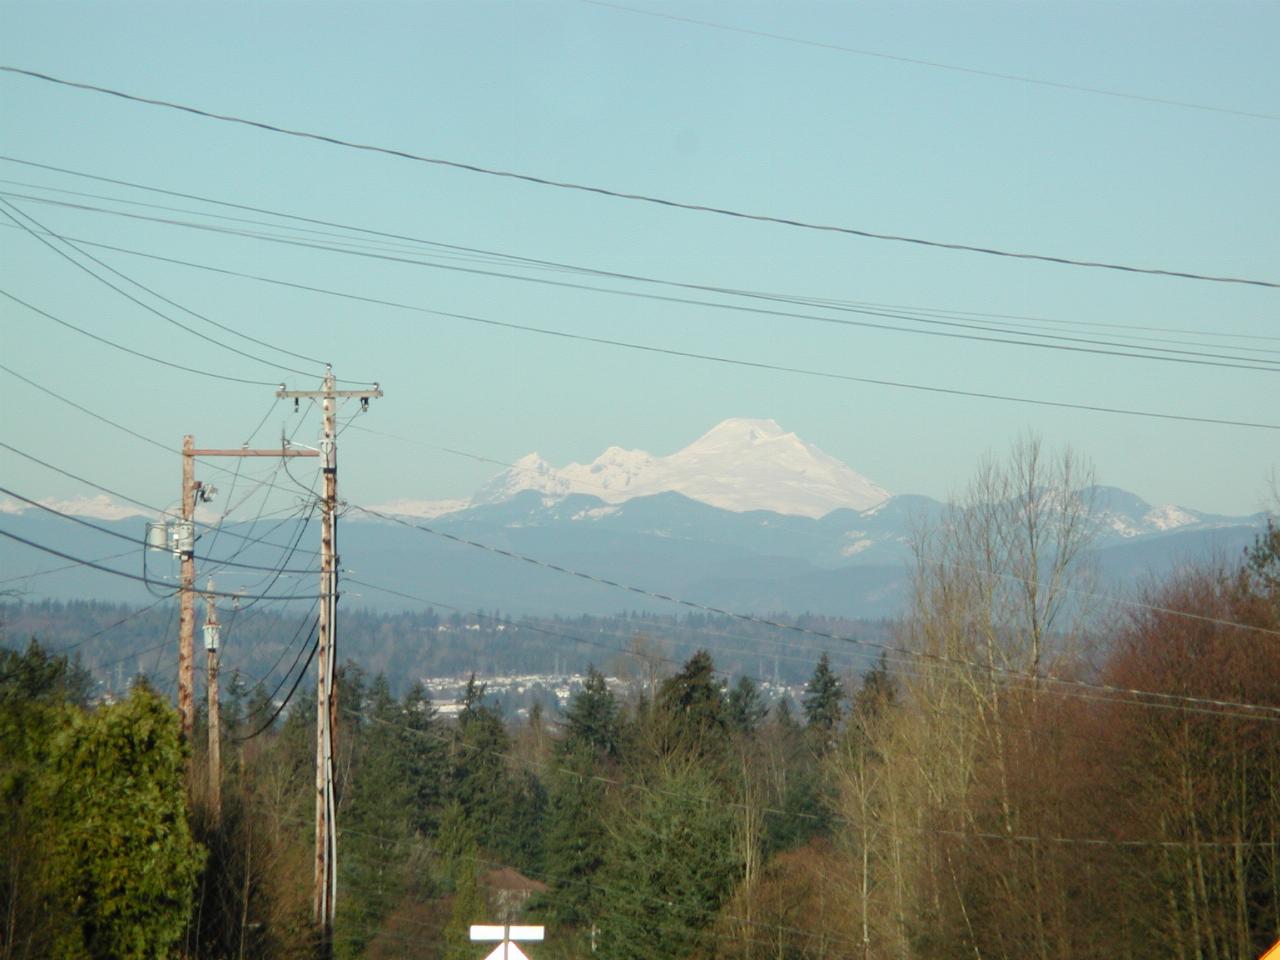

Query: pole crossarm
[188,447,320,457]
[276,387,382,399]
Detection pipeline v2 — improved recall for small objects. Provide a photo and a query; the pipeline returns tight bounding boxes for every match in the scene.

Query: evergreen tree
[400,680,445,835]
[802,652,845,738]
[339,674,419,955]
[725,676,768,735]
[562,665,620,758]
[447,678,511,854]
[657,650,726,754]
[39,684,205,959]
[596,761,741,960]
[441,853,486,960]
[851,652,896,728]
[1,640,92,956]
[761,700,830,854]
[542,743,607,928]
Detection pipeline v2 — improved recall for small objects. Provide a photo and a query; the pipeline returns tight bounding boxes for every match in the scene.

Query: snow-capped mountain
[0,494,150,522]
[473,418,889,519]
[1087,485,1244,542]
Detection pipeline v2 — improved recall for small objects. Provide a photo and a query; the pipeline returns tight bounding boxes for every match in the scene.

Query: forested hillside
[4,458,1278,959]
[0,601,892,700]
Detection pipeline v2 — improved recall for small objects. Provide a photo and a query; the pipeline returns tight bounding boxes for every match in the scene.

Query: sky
[1,0,1277,520]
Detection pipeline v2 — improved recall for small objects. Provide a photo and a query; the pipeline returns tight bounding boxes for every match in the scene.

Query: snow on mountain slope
[0,494,150,521]
[366,497,471,519]
[474,418,889,518]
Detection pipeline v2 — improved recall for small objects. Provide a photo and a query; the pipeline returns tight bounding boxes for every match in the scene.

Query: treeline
[0,599,892,697]
[2,439,1278,958]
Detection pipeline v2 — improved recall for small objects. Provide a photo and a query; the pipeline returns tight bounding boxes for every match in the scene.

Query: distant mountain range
[0,419,1268,618]
[378,418,890,520]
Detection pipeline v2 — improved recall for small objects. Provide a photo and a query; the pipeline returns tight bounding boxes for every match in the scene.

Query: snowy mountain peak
[472,419,889,518]
[474,452,572,504]
[694,417,787,445]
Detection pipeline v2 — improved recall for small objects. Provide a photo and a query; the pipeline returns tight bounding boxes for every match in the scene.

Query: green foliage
[441,855,486,960]
[563,665,621,758]
[596,761,742,960]
[725,675,767,735]
[541,744,607,927]
[801,652,844,736]
[448,677,514,854]
[339,674,422,956]
[1,641,75,958]
[657,649,727,754]
[39,684,205,959]
[0,638,93,707]
[1244,516,1279,605]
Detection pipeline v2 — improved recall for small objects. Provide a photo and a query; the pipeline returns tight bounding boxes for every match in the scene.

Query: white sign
[482,945,530,960]
[470,926,506,942]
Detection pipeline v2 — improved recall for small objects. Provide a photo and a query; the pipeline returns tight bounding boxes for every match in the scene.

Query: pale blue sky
[1,0,1277,516]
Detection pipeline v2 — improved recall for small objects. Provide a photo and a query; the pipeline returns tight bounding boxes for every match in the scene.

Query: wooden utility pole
[178,434,197,742]
[176,437,319,757]
[204,580,222,826]
[277,366,381,956]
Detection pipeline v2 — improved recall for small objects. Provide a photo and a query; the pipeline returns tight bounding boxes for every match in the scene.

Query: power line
[0,434,320,562]
[347,504,1280,719]
[0,486,316,575]
[8,154,1275,348]
[0,198,328,378]
[233,613,319,711]
[0,526,322,601]
[2,65,1274,288]
[0,547,134,586]
[11,194,1274,372]
[233,637,318,741]
[0,287,280,387]
[0,362,327,558]
[579,0,1280,122]
[18,244,1275,430]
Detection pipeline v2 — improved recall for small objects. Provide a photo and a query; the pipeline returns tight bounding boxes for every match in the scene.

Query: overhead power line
[233,620,319,741]
[2,65,1275,288]
[0,486,315,575]
[0,527,322,601]
[6,229,1268,425]
[0,198,327,378]
[7,155,1275,347]
[0,288,280,387]
[0,436,318,560]
[9,194,1274,372]
[69,255,1275,429]
[580,0,1280,122]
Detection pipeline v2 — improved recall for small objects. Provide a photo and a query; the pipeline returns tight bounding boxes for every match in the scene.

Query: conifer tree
[563,665,621,759]
[726,675,768,734]
[657,649,726,754]
[802,652,845,737]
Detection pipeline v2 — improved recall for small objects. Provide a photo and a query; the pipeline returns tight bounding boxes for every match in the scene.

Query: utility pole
[278,366,381,957]
[203,580,222,826]
[174,436,319,745]
[178,434,197,744]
